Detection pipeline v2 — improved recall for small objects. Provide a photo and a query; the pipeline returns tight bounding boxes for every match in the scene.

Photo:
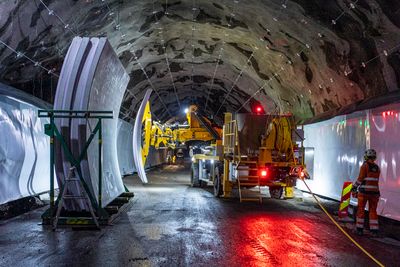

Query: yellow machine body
[219,113,305,200]
[141,104,222,165]
[176,105,221,143]
[141,102,152,165]
[141,102,304,202]
[259,117,296,166]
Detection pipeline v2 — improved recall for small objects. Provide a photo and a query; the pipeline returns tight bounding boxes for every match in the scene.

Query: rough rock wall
[0,0,400,122]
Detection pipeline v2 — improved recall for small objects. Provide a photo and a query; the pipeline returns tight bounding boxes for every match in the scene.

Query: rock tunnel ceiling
[1,0,400,122]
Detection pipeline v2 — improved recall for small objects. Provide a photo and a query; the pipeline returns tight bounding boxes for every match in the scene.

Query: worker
[352,149,380,236]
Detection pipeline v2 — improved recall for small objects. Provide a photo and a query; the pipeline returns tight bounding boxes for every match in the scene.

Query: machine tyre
[191,162,200,187]
[213,166,223,197]
[199,180,208,188]
[269,186,283,199]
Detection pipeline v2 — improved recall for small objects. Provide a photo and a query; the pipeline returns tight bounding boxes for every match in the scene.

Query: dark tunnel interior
[1,0,400,123]
[2,2,400,266]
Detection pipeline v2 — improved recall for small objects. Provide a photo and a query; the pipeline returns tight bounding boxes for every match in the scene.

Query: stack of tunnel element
[53,37,129,212]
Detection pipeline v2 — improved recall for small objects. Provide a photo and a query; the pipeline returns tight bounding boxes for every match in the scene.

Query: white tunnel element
[133,89,152,184]
[53,37,129,210]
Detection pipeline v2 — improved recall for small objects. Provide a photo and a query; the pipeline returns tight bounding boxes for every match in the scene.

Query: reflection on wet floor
[124,164,399,266]
[1,163,399,266]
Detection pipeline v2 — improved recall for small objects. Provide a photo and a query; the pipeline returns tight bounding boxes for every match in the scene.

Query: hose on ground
[301,179,384,267]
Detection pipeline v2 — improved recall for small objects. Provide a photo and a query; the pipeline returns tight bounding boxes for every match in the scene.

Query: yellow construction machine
[140,103,307,202]
[190,111,307,202]
[141,104,222,165]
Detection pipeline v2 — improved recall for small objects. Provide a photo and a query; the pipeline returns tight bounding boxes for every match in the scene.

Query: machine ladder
[237,160,263,203]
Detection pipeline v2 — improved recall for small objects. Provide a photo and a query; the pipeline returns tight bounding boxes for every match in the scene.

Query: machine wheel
[269,186,283,199]
[191,162,200,187]
[199,180,208,188]
[213,166,223,197]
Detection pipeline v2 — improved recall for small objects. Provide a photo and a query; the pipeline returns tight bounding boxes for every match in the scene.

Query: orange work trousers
[356,193,379,230]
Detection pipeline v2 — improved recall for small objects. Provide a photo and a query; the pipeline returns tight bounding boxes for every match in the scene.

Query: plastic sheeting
[0,91,51,204]
[0,94,159,205]
[117,117,168,177]
[299,104,400,221]
[117,119,135,176]
[370,104,400,221]
[117,119,168,176]
[146,147,168,169]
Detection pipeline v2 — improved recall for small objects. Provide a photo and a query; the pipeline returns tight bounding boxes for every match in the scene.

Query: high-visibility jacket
[354,161,380,195]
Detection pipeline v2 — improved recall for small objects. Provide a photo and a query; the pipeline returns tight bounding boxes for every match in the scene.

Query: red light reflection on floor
[237,214,323,267]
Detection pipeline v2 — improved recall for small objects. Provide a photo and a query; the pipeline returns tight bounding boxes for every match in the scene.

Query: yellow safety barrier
[338,182,353,221]
[301,179,384,267]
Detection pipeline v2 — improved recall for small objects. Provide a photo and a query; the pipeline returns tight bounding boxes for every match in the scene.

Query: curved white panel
[53,37,91,211]
[133,89,152,183]
[117,119,135,176]
[53,37,129,209]
[86,40,129,206]
[0,93,51,204]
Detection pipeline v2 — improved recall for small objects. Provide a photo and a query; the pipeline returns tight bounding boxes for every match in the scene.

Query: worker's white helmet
[364,149,377,160]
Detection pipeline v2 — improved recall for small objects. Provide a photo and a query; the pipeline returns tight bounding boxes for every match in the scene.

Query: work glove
[351,185,357,193]
[351,184,358,198]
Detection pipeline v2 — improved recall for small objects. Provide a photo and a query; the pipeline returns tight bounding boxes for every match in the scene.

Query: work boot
[370,230,379,237]
[356,228,363,236]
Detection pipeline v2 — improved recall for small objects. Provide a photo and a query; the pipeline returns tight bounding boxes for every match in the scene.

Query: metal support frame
[39,110,113,227]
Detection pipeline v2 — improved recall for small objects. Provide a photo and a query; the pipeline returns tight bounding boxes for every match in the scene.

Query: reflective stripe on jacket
[354,162,380,194]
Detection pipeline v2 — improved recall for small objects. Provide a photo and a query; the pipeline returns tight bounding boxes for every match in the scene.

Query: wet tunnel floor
[1,164,400,267]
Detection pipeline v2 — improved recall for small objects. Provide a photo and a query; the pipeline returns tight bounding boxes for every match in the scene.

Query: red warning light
[254,105,264,115]
[383,111,396,117]
[260,168,268,178]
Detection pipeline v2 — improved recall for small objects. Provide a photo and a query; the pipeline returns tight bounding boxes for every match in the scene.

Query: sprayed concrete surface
[1,163,400,266]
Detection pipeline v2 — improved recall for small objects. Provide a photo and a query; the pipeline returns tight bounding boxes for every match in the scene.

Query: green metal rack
[39,110,132,227]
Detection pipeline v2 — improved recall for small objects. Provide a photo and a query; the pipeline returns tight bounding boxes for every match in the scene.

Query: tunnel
[1,0,400,266]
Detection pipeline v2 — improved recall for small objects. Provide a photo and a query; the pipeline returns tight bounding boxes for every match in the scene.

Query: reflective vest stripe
[364,177,379,181]
[370,225,379,230]
[360,185,379,189]
[356,218,364,228]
